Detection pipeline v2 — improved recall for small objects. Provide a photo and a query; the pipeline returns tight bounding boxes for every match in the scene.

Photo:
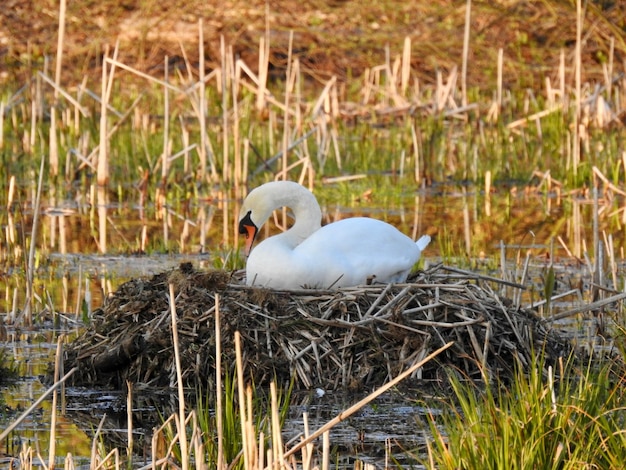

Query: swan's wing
[295,218,423,284]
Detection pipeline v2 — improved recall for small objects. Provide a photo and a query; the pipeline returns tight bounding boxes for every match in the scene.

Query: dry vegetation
[61,262,573,392]
[1,0,625,89]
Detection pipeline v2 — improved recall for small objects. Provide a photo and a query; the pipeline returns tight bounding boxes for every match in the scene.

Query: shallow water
[1,186,624,466]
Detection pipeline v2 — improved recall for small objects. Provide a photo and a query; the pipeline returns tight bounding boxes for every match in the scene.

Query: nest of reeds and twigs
[61,262,573,392]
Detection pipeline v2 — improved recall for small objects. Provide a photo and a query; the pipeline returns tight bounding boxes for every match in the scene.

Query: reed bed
[0,0,624,284]
[61,262,572,392]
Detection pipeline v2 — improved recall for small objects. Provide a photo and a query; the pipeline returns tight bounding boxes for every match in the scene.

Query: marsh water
[1,183,623,467]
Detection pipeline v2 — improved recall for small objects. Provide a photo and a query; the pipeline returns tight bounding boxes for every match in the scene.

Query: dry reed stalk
[529,289,581,311]
[76,94,143,173]
[221,35,230,184]
[384,44,402,107]
[127,380,133,461]
[54,0,66,99]
[411,124,420,184]
[215,294,225,469]
[27,81,36,153]
[235,331,251,470]
[281,31,295,183]
[497,48,503,116]
[93,449,120,469]
[321,431,330,470]
[461,0,471,107]
[256,5,270,114]
[96,186,107,254]
[105,58,182,93]
[593,166,626,196]
[6,173,14,210]
[89,415,107,469]
[463,188,471,255]
[198,21,209,181]
[506,106,561,129]
[270,382,285,466]
[38,72,89,116]
[169,283,189,470]
[47,335,64,469]
[284,341,454,460]
[231,55,243,186]
[606,36,615,99]
[147,413,176,468]
[162,56,170,182]
[401,36,411,96]
[61,273,69,314]
[546,291,626,323]
[245,387,256,468]
[573,0,583,175]
[98,46,113,186]
[484,170,492,217]
[20,155,45,326]
[49,106,58,176]
[603,232,617,291]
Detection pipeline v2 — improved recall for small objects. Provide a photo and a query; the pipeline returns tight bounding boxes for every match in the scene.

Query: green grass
[423,354,626,469]
[194,375,293,468]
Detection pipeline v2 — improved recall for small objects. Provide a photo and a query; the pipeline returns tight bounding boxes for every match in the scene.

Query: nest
[61,262,573,392]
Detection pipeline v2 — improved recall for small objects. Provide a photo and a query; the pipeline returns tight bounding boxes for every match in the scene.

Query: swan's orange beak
[238,211,258,257]
[242,224,257,256]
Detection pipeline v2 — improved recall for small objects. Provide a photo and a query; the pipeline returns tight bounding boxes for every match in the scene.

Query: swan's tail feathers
[416,235,431,251]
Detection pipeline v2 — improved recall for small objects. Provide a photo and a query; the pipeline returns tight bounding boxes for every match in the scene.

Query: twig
[545,291,626,322]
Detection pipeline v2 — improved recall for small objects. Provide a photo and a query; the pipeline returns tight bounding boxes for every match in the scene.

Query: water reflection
[6,183,624,275]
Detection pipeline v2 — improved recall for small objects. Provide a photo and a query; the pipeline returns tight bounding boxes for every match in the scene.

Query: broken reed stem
[169,283,189,470]
[284,341,454,459]
[545,291,626,322]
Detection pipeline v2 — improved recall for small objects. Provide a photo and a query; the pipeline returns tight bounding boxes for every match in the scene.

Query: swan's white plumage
[239,181,430,290]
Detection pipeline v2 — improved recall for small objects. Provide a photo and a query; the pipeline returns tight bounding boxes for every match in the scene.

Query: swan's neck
[242,182,324,248]
[277,191,322,246]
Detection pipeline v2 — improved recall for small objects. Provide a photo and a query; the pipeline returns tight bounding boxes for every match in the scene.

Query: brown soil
[1,0,625,90]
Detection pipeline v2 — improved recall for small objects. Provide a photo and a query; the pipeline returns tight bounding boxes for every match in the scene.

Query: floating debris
[61,262,573,391]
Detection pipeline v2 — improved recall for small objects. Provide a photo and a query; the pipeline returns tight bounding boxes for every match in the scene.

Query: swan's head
[238,185,276,257]
[238,181,322,256]
[238,209,261,257]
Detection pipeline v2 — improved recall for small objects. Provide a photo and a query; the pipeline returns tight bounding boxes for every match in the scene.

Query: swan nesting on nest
[238,181,430,289]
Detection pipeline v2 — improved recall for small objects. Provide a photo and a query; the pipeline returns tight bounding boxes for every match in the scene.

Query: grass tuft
[424,354,626,469]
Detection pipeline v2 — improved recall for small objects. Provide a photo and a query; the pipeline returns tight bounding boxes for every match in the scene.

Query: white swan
[238,181,431,289]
